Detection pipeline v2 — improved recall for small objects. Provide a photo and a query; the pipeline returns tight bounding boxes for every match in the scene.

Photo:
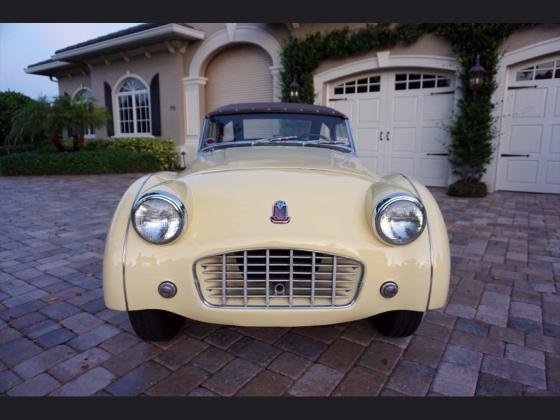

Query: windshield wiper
[305,139,349,145]
[200,141,253,151]
[253,135,300,144]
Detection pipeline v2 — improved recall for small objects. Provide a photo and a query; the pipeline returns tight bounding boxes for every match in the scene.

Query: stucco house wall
[86,52,184,142]
[58,74,92,98]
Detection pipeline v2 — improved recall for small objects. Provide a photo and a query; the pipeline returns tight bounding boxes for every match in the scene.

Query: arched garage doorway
[205,43,273,113]
[324,67,457,187]
[314,54,459,187]
[496,50,560,194]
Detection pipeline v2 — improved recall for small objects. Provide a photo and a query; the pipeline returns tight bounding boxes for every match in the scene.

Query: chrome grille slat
[289,250,293,306]
[243,251,248,306]
[195,249,363,308]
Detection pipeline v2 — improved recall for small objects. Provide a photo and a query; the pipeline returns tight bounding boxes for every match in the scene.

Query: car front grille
[194,249,363,308]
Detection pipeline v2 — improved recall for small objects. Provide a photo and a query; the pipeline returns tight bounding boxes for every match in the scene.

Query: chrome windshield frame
[197,114,357,155]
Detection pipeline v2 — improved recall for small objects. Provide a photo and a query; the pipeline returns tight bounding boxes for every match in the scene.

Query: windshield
[199,112,355,153]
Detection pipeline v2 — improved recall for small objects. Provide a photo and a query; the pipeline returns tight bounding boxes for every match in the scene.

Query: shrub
[0,141,56,157]
[0,91,35,144]
[447,180,488,198]
[86,137,177,170]
[0,149,160,176]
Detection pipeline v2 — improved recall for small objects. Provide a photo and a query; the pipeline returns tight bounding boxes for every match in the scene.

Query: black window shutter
[150,73,161,136]
[104,82,114,137]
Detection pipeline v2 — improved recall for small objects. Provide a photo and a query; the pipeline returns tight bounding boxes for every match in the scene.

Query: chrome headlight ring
[131,190,186,244]
[373,192,427,246]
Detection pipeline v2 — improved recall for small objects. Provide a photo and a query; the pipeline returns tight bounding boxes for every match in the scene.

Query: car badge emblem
[271,200,290,224]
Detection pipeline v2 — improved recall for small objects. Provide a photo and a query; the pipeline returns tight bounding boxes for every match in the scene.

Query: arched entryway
[182,24,282,152]
[205,43,273,113]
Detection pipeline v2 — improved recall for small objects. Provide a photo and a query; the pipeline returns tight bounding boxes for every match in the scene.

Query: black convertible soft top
[206,102,347,119]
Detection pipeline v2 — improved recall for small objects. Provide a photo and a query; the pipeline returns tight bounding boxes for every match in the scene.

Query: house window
[73,88,95,137]
[117,77,151,135]
[515,58,560,81]
[333,76,381,95]
[394,73,452,90]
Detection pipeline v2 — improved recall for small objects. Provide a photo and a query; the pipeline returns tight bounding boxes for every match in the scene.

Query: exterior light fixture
[181,151,187,169]
[289,75,300,100]
[468,54,486,95]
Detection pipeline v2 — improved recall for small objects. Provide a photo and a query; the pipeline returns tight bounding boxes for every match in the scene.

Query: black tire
[128,309,185,341]
[370,310,424,338]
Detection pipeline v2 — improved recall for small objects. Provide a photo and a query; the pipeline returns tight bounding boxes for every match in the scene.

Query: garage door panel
[393,96,418,122]
[555,88,560,116]
[512,88,548,118]
[355,128,381,154]
[391,127,416,152]
[504,159,539,183]
[423,95,454,121]
[550,125,560,153]
[421,126,449,153]
[357,98,380,124]
[546,162,560,184]
[418,157,449,186]
[509,125,543,154]
[388,157,414,176]
[330,100,353,120]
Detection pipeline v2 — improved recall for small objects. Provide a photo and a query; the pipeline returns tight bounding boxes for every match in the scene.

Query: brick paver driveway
[1,174,559,396]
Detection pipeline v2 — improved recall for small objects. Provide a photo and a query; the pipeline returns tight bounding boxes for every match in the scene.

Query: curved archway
[188,25,281,78]
[182,25,283,154]
[313,53,459,104]
[71,85,92,100]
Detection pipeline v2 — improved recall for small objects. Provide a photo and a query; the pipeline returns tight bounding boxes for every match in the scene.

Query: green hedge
[86,137,177,170]
[0,142,56,156]
[0,149,160,176]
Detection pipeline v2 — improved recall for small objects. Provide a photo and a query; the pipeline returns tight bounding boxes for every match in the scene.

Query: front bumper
[107,236,436,327]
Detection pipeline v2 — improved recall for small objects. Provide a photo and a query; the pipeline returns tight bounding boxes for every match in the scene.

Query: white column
[181,76,208,161]
[269,65,283,102]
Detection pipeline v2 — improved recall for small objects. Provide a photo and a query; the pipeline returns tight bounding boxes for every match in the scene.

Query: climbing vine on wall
[280,23,534,196]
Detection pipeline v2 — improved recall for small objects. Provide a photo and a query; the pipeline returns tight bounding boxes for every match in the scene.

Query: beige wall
[57,74,91,98]
[501,24,560,56]
[87,51,185,143]
[291,23,374,39]
[313,33,454,78]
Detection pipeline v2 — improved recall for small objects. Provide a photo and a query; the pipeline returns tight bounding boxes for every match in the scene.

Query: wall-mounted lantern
[289,75,300,100]
[468,54,486,95]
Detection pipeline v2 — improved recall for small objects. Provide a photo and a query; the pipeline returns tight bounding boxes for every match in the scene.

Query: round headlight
[373,193,426,245]
[132,191,185,244]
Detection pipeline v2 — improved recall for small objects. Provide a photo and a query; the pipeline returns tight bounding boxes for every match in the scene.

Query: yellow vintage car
[103,102,450,341]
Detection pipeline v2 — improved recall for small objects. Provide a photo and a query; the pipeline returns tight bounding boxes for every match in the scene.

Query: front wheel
[370,310,423,337]
[128,309,185,341]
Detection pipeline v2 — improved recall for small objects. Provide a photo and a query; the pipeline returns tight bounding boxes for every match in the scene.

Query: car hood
[179,146,377,181]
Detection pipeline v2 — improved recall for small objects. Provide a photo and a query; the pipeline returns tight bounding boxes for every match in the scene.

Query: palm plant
[6,96,52,148]
[7,94,108,152]
[64,95,108,151]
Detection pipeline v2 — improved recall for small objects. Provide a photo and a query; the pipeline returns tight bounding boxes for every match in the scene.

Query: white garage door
[328,70,455,187]
[205,43,273,113]
[497,56,560,194]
